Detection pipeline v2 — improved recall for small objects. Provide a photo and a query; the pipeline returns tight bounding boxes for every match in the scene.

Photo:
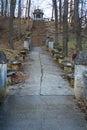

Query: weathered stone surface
[74,65,87,101]
[75,50,87,65]
[0,51,7,98]
[83,71,87,105]
[74,50,87,104]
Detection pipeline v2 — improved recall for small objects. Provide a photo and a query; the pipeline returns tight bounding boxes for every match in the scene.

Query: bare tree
[74,0,82,51]
[1,0,4,16]
[27,0,31,31]
[63,0,68,56]
[25,0,28,19]
[52,0,58,46]
[9,0,16,49]
[18,0,21,39]
[69,0,73,24]
[4,0,8,17]
[59,0,62,31]
[51,2,54,20]
[5,0,10,16]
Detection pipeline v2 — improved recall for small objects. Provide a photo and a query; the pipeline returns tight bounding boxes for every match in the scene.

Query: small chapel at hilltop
[33,9,44,20]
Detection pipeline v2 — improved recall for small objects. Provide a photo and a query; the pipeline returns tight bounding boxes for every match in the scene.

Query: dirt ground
[0,16,32,50]
[0,17,32,84]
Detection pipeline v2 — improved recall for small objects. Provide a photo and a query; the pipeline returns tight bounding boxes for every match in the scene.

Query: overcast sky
[16,0,87,19]
[19,0,52,18]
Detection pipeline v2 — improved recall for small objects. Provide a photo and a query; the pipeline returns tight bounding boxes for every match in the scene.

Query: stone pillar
[24,36,31,50]
[45,37,50,47]
[0,51,7,100]
[74,51,87,105]
[24,37,29,50]
[48,38,54,50]
[83,72,87,106]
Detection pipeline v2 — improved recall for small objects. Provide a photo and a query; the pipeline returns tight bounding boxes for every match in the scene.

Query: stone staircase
[31,20,47,47]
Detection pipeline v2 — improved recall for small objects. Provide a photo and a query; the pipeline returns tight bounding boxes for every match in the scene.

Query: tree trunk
[74,0,82,51]
[6,0,10,16]
[27,0,31,31]
[9,0,16,49]
[25,0,28,18]
[1,0,4,16]
[4,0,8,17]
[51,2,54,20]
[59,0,62,31]
[18,0,21,39]
[53,0,58,47]
[69,0,72,24]
[63,0,68,56]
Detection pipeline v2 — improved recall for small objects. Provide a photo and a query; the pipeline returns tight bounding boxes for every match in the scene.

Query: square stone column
[74,51,87,105]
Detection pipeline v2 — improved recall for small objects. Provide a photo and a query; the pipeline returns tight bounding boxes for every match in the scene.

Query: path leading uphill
[0,47,87,130]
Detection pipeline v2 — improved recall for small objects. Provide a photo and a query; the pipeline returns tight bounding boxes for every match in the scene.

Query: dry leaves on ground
[77,100,87,121]
[11,71,28,84]
[77,100,87,113]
